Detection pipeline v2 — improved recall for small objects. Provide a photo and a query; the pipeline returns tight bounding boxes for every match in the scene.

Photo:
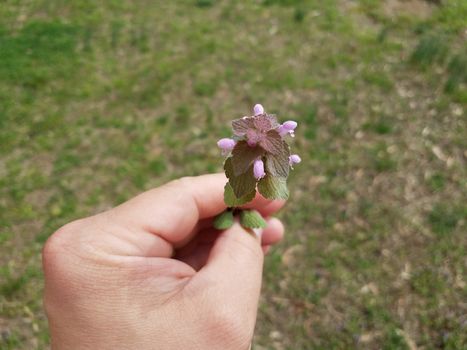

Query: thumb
[186,224,263,350]
[196,222,264,310]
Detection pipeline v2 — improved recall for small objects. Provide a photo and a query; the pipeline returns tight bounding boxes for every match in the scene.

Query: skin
[42,173,285,350]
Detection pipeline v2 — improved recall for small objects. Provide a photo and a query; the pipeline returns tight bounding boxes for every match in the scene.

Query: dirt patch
[383,0,435,19]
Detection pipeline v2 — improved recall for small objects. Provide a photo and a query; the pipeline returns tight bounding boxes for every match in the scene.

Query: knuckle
[42,227,67,263]
[42,219,83,273]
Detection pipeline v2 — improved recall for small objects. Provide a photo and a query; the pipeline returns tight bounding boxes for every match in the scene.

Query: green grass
[410,32,449,67]
[428,203,465,237]
[1,0,466,349]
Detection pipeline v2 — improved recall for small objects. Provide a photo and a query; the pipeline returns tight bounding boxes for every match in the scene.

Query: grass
[0,0,466,349]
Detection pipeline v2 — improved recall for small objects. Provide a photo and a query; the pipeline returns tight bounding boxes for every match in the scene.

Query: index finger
[108,173,285,247]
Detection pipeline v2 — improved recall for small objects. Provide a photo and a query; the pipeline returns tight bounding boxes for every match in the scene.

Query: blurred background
[0,0,466,349]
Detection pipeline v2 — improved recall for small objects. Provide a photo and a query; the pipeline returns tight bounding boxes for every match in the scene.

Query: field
[0,0,466,349]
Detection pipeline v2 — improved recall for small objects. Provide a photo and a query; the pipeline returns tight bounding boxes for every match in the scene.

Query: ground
[0,0,466,349]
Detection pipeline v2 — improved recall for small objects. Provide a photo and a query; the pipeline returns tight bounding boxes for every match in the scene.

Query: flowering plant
[213,104,301,230]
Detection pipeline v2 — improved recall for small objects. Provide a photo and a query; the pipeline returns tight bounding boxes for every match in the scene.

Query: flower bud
[282,120,298,131]
[247,139,257,147]
[289,154,301,166]
[217,138,236,151]
[253,104,264,116]
[253,159,266,180]
[278,120,298,137]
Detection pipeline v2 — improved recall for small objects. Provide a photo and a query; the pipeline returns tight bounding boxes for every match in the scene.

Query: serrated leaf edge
[239,209,267,229]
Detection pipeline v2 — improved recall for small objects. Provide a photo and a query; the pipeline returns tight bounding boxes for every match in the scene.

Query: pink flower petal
[289,154,301,166]
[217,138,236,151]
[282,120,298,131]
[253,159,266,179]
[253,104,264,116]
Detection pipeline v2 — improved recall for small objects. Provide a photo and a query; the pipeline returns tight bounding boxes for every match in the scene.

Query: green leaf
[213,210,234,230]
[257,175,289,200]
[224,157,257,198]
[265,148,290,178]
[224,182,256,207]
[240,209,267,229]
[231,141,264,176]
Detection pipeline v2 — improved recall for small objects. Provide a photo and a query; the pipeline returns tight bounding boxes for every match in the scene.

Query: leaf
[254,114,279,131]
[231,141,264,176]
[224,157,257,198]
[259,130,287,155]
[224,182,256,207]
[240,209,267,229]
[232,117,254,136]
[257,175,289,200]
[265,150,290,178]
[213,210,234,230]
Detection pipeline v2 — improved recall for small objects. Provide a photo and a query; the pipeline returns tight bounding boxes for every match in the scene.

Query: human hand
[42,174,285,349]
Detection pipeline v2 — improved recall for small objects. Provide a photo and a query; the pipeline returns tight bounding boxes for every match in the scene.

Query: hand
[42,174,285,350]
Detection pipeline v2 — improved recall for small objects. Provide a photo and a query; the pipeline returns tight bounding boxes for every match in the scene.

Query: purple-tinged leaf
[259,130,287,155]
[232,117,255,136]
[257,175,289,200]
[231,141,265,176]
[224,157,257,198]
[254,114,279,132]
[265,148,290,178]
[232,134,246,142]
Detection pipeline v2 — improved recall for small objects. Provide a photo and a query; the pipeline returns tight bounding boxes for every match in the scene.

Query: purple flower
[253,159,266,179]
[278,120,298,137]
[253,104,264,116]
[289,154,301,167]
[217,138,236,152]
[220,105,301,202]
[283,120,298,130]
[231,111,280,151]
